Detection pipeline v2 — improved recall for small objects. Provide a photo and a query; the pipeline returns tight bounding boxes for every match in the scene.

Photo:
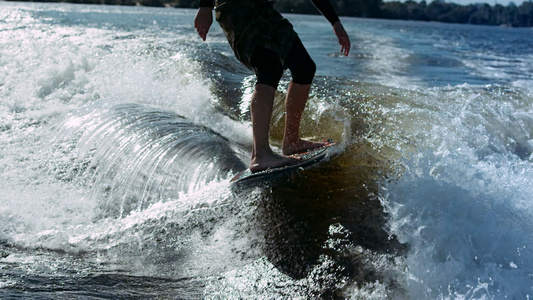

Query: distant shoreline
[5,0,533,27]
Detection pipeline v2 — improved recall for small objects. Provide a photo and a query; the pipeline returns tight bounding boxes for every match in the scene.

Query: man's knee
[251,47,284,89]
[291,59,316,85]
[255,65,284,89]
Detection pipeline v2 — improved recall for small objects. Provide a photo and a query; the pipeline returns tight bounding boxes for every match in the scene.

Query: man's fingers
[341,45,349,56]
[343,39,351,56]
[196,25,209,41]
[338,35,350,56]
[194,8,213,41]
[333,22,351,57]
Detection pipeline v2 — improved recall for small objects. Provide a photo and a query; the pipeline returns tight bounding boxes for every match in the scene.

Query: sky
[451,0,528,5]
[384,0,530,6]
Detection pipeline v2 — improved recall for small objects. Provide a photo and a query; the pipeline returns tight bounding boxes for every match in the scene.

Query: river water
[1,2,533,299]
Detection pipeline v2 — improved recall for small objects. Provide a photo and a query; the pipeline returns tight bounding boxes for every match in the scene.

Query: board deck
[230,147,328,184]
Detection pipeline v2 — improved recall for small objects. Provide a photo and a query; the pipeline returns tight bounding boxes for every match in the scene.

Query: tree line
[278,0,533,27]
[12,0,533,27]
[378,0,533,27]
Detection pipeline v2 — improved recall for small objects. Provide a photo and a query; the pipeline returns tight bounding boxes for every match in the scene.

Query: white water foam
[0,3,249,256]
[373,84,533,299]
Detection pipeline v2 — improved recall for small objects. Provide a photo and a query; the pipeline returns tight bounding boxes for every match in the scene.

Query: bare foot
[282,139,329,156]
[250,152,300,173]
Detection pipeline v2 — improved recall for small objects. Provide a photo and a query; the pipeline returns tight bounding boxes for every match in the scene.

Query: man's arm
[194,0,214,41]
[311,0,351,56]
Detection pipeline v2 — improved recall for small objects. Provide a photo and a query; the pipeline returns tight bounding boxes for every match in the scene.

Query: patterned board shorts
[215,0,297,70]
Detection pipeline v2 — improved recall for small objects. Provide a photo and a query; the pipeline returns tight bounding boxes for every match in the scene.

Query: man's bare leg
[250,84,298,173]
[282,81,327,155]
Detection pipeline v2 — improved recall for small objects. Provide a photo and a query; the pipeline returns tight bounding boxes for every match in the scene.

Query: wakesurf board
[230,146,332,184]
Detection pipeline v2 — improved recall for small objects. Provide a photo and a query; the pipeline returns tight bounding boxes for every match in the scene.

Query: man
[194,0,350,173]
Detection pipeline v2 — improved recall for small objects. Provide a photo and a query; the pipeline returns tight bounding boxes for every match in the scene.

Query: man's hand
[194,7,213,41]
[333,21,350,56]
